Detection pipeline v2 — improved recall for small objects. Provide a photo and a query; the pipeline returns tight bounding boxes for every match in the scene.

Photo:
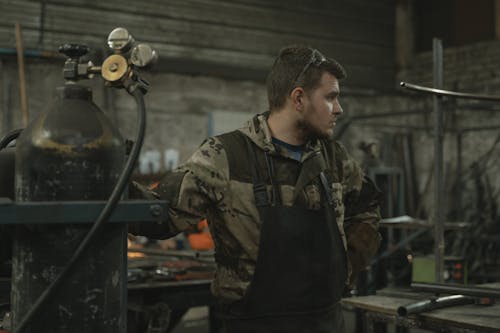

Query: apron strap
[243,135,284,207]
[318,139,337,209]
[244,136,270,207]
[264,151,282,206]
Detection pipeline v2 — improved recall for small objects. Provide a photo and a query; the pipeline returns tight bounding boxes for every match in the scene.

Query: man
[132,45,381,332]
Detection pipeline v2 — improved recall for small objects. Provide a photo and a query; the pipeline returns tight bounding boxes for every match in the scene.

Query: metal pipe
[456,133,463,217]
[397,295,474,317]
[400,82,500,102]
[15,23,29,127]
[459,125,500,133]
[350,122,431,131]
[0,47,61,58]
[350,109,431,119]
[333,108,432,139]
[37,0,47,47]
[411,282,500,299]
[455,102,500,111]
[1,59,13,134]
[334,101,500,140]
[350,122,500,133]
[433,38,445,283]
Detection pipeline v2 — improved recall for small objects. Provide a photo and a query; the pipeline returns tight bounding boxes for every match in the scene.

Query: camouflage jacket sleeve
[129,137,229,240]
[337,142,382,286]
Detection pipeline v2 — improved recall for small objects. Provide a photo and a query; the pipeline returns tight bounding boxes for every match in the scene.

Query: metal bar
[352,122,500,133]
[0,199,167,224]
[411,282,500,298]
[460,124,500,132]
[351,122,431,131]
[0,59,11,134]
[128,247,215,259]
[400,82,500,102]
[397,295,475,317]
[433,38,445,283]
[352,109,431,119]
[455,102,500,111]
[0,47,61,58]
[456,133,463,217]
[14,23,29,127]
[37,0,47,47]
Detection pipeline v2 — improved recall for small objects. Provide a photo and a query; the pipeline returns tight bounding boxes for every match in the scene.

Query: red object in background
[149,181,214,250]
[187,220,214,250]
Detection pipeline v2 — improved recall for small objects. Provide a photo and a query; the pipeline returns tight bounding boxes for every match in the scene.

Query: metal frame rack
[400,38,500,283]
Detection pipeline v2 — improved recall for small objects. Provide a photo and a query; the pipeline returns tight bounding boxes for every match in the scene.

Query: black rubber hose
[13,89,147,333]
[0,128,23,150]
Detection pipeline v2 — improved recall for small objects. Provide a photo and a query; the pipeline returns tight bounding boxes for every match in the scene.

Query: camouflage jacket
[139,113,381,303]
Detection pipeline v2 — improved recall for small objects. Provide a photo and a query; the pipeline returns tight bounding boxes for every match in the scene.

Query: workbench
[125,250,217,332]
[128,279,216,332]
[342,287,500,333]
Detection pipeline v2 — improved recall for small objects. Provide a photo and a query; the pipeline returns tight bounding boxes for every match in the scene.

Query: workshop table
[342,288,500,333]
[128,279,217,332]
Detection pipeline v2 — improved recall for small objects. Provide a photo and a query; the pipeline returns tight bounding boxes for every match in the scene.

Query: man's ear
[290,87,305,111]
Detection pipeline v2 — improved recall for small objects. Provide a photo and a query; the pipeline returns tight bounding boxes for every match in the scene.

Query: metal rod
[351,122,431,131]
[456,133,463,217]
[400,81,500,102]
[352,122,500,133]
[412,282,500,299]
[0,59,12,134]
[14,23,29,127]
[433,38,444,283]
[397,295,474,317]
[459,124,500,133]
[37,0,47,47]
[128,247,214,259]
[455,102,500,111]
[351,109,431,119]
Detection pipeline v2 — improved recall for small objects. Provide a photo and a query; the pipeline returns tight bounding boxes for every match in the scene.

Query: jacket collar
[238,112,324,162]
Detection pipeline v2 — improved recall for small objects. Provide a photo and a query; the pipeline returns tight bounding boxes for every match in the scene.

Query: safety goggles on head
[293,48,327,87]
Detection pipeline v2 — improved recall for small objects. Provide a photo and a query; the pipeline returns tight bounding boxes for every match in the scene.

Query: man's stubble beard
[296,118,332,142]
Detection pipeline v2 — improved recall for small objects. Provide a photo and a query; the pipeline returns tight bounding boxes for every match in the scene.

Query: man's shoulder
[215,129,245,142]
[321,138,350,161]
[213,130,247,154]
[184,136,231,171]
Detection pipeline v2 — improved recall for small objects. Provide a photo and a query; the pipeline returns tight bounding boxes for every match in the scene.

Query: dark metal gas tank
[15,84,125,201]
[12,84,127,332]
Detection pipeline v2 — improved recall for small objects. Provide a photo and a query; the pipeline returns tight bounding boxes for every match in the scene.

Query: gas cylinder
[12,83,127,332]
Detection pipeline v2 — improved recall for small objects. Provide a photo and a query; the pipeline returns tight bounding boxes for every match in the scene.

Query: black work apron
[221,139,347,333]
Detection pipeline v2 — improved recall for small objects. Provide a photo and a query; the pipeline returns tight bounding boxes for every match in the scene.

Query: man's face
[298,72,343,140]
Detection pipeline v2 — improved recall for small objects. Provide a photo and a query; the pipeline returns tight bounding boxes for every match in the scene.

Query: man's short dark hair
[266,45,346,111]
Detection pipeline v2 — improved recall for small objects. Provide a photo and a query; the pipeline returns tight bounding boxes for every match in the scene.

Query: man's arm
[338,144,382,287]
[128,137,229,240]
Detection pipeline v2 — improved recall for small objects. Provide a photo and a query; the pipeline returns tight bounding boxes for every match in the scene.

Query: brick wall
[340,39,500,221]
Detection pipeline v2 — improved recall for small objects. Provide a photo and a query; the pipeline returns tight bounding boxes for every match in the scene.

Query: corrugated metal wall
[0,0,395,90]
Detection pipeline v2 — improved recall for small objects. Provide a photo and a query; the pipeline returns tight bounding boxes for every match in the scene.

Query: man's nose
[333,101,343,115]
